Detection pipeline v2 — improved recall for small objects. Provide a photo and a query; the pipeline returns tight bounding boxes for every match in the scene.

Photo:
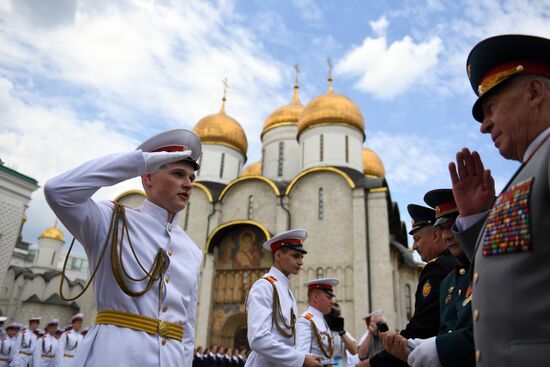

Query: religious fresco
[210,224,271,347]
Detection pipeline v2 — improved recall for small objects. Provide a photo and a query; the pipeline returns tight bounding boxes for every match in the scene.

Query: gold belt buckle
[158,320,170,338]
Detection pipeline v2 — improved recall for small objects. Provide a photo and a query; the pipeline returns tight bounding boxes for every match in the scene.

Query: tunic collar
[141,199,181,226]
[269,266,290,288]
[523,126,550,162]
[307,305,325,320]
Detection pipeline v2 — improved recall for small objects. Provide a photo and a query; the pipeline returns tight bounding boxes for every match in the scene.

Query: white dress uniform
[0,334,17,367]
[297,306,333,359]
[245,266,306,367]
[44,147,203,367]
[32,335,57,367]
[15,329,37,367]
[54,329,83,367]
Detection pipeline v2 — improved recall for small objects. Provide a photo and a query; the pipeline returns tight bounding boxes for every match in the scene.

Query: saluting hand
[449,148,495,216]
[380,331,410,362]
[142,150,193,173]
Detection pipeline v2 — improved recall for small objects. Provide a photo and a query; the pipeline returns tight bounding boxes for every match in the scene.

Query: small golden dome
[193,98,248,157]
[262,84,304,137]
[40,226,64,242]
[242,161,262,176]
[362,147,385,177]
[298,77,365,137]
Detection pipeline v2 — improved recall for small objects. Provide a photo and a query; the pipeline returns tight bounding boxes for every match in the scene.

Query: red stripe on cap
[435,201,458,218]
[152,145,189,152]
[270,238,303,251]
[308,284,334,291]
[479,60,550,96]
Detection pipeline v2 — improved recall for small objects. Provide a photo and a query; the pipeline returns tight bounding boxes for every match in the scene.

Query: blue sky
[1,0,549,252]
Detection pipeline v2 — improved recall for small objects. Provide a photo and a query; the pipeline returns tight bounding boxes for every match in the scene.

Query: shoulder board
[262,275,277,284]
[304,313,314,320]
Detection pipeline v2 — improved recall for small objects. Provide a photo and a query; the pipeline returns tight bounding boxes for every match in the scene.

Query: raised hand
[142,150,192,173]
[449,148,495,216]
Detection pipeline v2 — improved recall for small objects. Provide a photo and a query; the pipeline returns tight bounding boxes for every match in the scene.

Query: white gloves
[142,150,192,173]
[407,336,442,367]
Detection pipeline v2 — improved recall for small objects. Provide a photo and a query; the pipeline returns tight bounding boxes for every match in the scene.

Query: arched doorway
[206,221,271,347]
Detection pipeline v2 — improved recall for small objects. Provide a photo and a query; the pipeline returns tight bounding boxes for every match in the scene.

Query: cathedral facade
[116,75,421,348]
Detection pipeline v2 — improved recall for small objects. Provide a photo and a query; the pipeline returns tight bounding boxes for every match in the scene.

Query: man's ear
[527,78,545,107]
[142,173,153,189]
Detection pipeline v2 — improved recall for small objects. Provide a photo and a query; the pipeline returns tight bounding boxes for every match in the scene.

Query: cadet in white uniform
[0,323,20,367]
[33,320,58,367]
[245,229,322,367]
[15,317,41,367]
[297,278,339,364]
[44,129,203,367]
[55,314,84,367]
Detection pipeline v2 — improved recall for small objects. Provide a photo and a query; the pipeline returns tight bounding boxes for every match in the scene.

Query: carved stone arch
[220,312,247,348]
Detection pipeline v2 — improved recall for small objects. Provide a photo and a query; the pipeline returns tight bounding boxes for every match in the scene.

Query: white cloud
[292,0,323,22]
[369,16,389,37]
[336,27,443,99]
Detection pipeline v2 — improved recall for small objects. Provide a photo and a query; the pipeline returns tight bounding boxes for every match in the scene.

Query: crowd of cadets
[0,314,86,367]
[192,346,247,367]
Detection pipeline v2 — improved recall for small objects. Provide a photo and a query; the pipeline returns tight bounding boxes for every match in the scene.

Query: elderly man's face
[480,78,532,161]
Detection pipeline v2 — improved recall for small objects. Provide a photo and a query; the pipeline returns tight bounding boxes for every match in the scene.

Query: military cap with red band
[263,229,308,254]
[467,34,550,122]
[136,128,202,170]
[303,278,339,297]
[407,204,436,235]
[424,189,458,227]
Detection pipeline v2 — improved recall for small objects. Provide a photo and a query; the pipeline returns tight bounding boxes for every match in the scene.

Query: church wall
[286,171,357,335]
[219,181,278,232]
[196,145,244,184]
[181,187,211,250]
[299,125,363,172]
[0,171,37,287]
[366,190,396,329]
[261,125,301,182]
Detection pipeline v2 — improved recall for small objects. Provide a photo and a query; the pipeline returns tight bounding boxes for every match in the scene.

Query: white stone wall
[196,145,245,184]
[261,126,301,182]
[299,125,363,172]
[219,180,278,232]
[181,186,212,250]
[0,169,38,287]
[34,237,64,270]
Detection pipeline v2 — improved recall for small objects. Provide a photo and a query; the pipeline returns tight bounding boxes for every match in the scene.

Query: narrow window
[301,142,305,166]
[237,161,242,176]
[316,267,324,278]
[345,135,349,163]
[247,195,254,219]
[320,134,324,161]
[184,202,191,230]
[318,188,324,220]
[219,153,225,178]
[278,141,284,177]
[51,252,56,266]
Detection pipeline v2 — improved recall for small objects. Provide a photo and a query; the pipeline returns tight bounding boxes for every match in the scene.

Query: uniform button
[458,289,462,296]
[475,350,481,363]
[162,305,168,312]
[166,275,170,284]
[474,309,479,321]
[459,268,466,275]
[162,338,167,346]
[168,248,173,257]
[167,223,172,232]
[474,272,479,283]
[448,330,452,333]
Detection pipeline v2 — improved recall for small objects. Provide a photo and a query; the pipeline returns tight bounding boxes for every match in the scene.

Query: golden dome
[193,98,248,157]
[242,161,262,176]
[262,84,304,137]
[362,147,385,177]
[40,226,64,242]
[298,77,365,137]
